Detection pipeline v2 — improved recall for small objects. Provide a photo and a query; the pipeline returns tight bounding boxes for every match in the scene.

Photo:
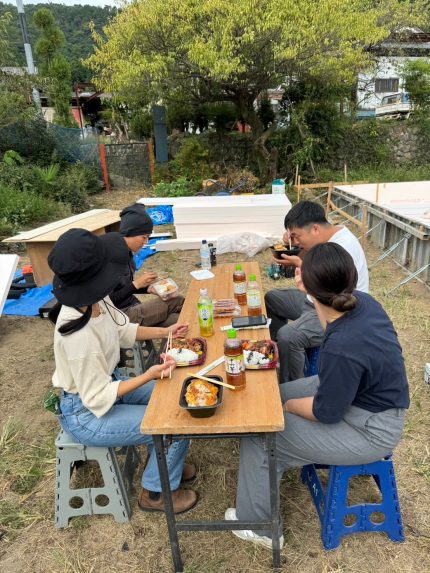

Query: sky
[2,1,119,6]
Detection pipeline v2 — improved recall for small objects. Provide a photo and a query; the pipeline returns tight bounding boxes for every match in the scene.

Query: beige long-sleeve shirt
[52,297,138,418]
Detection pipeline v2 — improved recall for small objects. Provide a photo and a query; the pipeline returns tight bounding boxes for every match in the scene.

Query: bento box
[270,244,301,259]
[179,375,224,418]
[151,277,179,300]
[241,340,278,369]
[165,337,207,367]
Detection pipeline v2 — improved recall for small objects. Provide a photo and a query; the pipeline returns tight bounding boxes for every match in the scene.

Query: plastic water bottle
[198,288,214,337]
[200,240,211,270]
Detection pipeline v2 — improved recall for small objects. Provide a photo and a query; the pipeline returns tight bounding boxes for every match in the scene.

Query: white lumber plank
[0,254,19,315]
[139,194,291,207]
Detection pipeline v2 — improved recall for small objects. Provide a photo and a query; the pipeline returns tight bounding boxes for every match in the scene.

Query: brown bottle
[224,329,246,390]
[233,264,247,305]
[246,274,262,316]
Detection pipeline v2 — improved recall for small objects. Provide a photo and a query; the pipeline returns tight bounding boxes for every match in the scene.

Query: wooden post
[361,204,368,249]
[344,162,347,182]
[294,164,299,186]
[326,181,333,217]
[297,175,301,201]
[147,140,156,181]
[98,142,110,193]
[375,183,380,204]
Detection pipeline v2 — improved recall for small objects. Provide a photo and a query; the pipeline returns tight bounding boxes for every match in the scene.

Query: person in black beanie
[110,203,184,327]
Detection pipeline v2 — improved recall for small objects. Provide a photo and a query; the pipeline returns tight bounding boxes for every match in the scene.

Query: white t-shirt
[52,296,138,418]
[329,226,369,293]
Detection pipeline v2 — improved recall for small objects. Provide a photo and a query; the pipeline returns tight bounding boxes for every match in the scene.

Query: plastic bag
[216,232,270,257]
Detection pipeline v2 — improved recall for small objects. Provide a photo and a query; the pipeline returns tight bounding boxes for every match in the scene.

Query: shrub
[0,163,44,194]
[171,137,212,184]
[152,178,194,198]
[0,184,68,237]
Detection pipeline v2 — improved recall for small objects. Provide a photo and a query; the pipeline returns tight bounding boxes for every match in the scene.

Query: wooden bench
[2,209,120,286]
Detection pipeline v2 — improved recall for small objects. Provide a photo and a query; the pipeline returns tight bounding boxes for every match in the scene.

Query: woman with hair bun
[225,242,409,549]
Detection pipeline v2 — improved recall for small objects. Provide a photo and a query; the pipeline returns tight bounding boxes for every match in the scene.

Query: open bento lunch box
[151,277,179,300]
[241,340,278,369]
[164,337,207,367]
[179,375,224,418]
[270,244,301,259]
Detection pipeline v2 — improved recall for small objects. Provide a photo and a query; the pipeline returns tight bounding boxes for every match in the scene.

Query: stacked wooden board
[139,194,291,251]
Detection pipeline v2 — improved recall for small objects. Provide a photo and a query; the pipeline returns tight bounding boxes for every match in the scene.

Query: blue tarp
[3,281,53,317]
[147,205,174,225]
[4,237,169,316]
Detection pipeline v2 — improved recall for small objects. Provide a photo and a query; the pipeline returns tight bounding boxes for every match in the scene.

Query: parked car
[375,92,412,119]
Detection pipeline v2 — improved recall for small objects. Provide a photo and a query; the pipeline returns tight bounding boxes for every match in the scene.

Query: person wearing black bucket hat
[109,203,185,328]
[48,228,198,514]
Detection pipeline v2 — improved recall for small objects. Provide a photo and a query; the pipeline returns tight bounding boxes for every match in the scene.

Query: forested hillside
[0,2,117,82]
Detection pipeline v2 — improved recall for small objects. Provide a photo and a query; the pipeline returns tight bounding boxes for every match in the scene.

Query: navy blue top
[313,291,409,424]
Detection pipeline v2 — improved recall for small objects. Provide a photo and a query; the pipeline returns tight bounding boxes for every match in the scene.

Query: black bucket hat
[120,203,154,237]
[48,229,129,307]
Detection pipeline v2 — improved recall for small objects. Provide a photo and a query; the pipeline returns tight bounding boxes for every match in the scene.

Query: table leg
[153,435,183,573]
[267,432,281,569]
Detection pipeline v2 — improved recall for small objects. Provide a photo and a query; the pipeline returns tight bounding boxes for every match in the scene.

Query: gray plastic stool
[54,430,141,528]
[119,340,158,378]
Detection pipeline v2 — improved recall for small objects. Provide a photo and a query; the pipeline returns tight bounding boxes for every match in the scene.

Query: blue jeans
[58,375,189,492]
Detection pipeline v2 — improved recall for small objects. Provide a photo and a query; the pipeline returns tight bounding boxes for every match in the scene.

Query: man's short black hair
[284,201,329,230]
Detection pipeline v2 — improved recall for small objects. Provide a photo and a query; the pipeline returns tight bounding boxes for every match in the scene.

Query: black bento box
[179,375,224,418]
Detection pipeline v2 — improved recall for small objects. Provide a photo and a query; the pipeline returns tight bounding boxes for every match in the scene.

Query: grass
[0,185,429,573]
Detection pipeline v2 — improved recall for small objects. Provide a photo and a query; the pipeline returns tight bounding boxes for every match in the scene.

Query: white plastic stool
[54,430,140,528]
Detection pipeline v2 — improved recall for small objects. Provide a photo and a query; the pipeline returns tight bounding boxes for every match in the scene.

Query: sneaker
[225,508,284,549]
[138,488,198,514]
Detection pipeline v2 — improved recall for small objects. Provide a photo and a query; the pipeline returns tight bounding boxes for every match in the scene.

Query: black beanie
[120,203,154,237]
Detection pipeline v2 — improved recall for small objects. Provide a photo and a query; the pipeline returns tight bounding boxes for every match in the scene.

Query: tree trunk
[237,95,276,185]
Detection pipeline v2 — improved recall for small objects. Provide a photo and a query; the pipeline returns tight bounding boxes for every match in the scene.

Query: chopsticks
[161,331,173,379]
[186,371,236,390]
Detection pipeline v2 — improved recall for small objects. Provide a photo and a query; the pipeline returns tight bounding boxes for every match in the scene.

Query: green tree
[403,59,430,111]
[0,12,35,130]
[33,8,76,127]
[86,0,427,182]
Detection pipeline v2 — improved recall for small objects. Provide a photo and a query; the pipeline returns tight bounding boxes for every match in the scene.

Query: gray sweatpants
[235,376,406,538]
[265,288,323,381]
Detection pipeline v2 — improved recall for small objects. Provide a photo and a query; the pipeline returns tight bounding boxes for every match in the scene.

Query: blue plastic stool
[301,457,404,550]
[303,346,320,377]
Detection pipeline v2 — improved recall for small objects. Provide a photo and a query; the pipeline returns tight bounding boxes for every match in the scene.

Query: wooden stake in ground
[344,163,348,182]
[376,183,380,204]
[326,181,333,217]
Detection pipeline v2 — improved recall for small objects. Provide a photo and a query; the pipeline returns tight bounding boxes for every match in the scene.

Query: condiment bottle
[246,274,262,316]
[233,264,247,305]
[197,288,214,337]
[224,329,246,390]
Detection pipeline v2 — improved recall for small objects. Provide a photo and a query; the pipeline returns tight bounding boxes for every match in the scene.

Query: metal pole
[16,0,41,111]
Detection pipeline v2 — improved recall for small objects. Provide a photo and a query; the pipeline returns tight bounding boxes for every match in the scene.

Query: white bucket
[271,179,285,194]
[425,363,430,384]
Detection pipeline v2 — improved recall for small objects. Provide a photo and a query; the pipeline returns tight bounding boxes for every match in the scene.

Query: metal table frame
[153,431,281,572]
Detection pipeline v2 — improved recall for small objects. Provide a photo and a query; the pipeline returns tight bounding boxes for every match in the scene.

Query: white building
[357,31,430,111]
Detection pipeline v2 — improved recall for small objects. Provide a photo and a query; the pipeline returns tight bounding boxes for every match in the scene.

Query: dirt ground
[0,187,429,573]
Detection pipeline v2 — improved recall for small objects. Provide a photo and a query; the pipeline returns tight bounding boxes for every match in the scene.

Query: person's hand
[167,323,189,338]
[133,271,158,289]
[147,355,177,380]
[274,254,302,268]
[295,267,307,293]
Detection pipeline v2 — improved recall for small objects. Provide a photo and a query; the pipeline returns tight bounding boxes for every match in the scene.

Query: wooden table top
[3,209,120,243]
[141,262,285,435]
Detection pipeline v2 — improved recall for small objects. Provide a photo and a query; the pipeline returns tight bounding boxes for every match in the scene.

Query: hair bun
[330,293,357,312]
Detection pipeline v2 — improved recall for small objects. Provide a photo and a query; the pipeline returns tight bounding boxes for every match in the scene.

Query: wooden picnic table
[141,261,285,571]
[2,209,120,286]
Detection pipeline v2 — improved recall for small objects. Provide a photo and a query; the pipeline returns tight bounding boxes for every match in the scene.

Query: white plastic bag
[216,232,271,257]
